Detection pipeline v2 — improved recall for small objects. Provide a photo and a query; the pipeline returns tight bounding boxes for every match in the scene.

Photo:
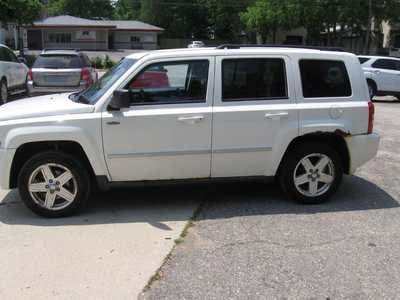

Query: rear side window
[372,59,399,71]
[33,55,82,69]
[300,60,352,98]
[222,58,287,101]
[358,57,370,64]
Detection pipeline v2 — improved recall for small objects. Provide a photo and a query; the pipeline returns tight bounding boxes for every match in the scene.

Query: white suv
[0,44,29,104]
[0,45,380,217]
[359,56,400,98]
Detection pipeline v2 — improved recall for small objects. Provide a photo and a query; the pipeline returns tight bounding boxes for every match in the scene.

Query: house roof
[29,15,164,32]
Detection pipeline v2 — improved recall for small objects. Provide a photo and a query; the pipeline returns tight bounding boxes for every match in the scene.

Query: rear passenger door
[211,56,299,178]
[371,58,400,92]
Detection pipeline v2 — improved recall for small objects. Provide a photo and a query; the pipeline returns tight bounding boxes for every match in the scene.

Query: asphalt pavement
[140,99,400,300]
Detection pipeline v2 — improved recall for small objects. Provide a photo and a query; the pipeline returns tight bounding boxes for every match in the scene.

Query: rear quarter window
[33,55,82,69]
[299,59,352,98]
[358,57,370,64]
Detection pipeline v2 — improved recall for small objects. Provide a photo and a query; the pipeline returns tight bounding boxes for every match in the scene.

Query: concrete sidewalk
[0,186,201,299]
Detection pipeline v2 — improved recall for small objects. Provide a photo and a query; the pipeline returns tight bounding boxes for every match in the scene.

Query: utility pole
[365,0,372,54]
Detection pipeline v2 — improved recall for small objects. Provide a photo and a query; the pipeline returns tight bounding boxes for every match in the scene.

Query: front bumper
[28,81,86,95]
[345,133,380,174]
[0,148,16,190]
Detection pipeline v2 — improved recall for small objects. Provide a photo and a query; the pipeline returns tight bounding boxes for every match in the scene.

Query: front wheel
[279,142,343,204]
[18,151,91,217]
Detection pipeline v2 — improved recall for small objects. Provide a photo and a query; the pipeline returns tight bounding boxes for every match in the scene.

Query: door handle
[373,70,381,75]
[106,121,120,125]
[178,116,204,123]
[265,112,289,120]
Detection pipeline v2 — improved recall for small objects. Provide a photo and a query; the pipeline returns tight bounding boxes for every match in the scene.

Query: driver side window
[125,60,209,105]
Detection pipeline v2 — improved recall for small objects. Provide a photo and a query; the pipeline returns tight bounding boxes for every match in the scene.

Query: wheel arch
[276,132,350,177]
[10,141,98,189]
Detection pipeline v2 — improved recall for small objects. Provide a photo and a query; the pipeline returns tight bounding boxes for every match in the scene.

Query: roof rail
[41,48,80,53]
[216,44,345,52]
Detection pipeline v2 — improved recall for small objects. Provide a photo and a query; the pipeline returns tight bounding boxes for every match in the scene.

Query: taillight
[81,68,93,87]
[28,68,33,81]
[368,100,375,134]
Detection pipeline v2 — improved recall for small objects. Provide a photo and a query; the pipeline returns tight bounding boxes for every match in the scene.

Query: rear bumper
[0,148,16,190]
[28,81,86,95]
[345,133,380,174]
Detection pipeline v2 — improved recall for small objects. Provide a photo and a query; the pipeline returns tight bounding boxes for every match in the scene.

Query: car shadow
[0,175,398,227]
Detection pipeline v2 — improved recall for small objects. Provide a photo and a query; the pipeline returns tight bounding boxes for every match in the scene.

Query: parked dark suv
[28,49,98,94]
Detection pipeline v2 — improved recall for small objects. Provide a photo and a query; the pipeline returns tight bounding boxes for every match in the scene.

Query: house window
[131,36,140,43]
[48,33,72,44]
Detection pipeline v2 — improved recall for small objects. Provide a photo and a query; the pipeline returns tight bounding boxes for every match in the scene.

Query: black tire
[18,151,91,218]
[24,76,30,97]
[279,142,343,204]
[0,79,8,104]
[367,80,377,99]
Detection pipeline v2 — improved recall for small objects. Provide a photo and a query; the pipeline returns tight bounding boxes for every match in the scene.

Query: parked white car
[0,45,380,217]
[359,56,400,98]
[0,44,29,104]
[188,41,205,48]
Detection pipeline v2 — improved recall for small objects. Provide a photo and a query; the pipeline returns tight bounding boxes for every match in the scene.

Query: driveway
[141,100,400,300]
[0,186,202,299]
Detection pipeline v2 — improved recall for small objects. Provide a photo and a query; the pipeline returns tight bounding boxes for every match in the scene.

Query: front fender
[3,125,108,177]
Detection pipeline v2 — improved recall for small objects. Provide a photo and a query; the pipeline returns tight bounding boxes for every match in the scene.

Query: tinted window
[0,47,17,62]
[300,60,352,98]
[126,60,209,104]
[81,54,92,67]
[372,59,399,70]
[0,47,7,62]
[358,57,370,64]
[222,58,287,101]
[33,55,81,69]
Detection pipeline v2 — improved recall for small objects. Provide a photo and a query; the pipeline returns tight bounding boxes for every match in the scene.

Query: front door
[102,57,214,181]
[211,56,298,177]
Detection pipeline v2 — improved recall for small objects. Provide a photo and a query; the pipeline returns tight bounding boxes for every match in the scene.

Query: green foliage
[48,0,114,19]
[90,56,104,69]
[0,0,43,26]
[113,0,140,20]
[103,55,115,69]
[90,55,116,69]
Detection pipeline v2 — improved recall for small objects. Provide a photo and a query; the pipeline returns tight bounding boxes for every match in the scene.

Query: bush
[90,56,104,69]
[90,55,116,69]
[104,55,116,69]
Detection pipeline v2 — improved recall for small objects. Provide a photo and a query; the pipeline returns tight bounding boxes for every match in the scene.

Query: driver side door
[102,57,214,182]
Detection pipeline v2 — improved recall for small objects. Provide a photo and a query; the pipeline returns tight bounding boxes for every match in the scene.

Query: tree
[0,0,43,54]
[113,0,140,20]
[241,0,299,43]
[201,0,251,40]
[48,0,114,19]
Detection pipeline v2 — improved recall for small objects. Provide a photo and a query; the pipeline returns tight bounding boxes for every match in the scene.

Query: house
[24,15,164,51]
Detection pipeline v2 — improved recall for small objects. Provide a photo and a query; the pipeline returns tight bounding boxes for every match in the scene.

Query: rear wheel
[18,151,91,217]
[0,79,8,104]
[279,142,343,204]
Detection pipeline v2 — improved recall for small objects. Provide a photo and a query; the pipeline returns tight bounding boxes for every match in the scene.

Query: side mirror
[108,89,130,110]
[18,56,27,64]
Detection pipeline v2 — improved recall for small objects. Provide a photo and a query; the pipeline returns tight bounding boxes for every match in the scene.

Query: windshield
[74,58,137,104]
[33,54,81,69]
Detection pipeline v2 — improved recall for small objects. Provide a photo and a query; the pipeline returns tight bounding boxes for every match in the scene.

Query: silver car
[28,50,98,94]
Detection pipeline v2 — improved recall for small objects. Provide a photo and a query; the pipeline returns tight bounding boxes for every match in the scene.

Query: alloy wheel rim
[293,153,335,197]
[28,163,78,211]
